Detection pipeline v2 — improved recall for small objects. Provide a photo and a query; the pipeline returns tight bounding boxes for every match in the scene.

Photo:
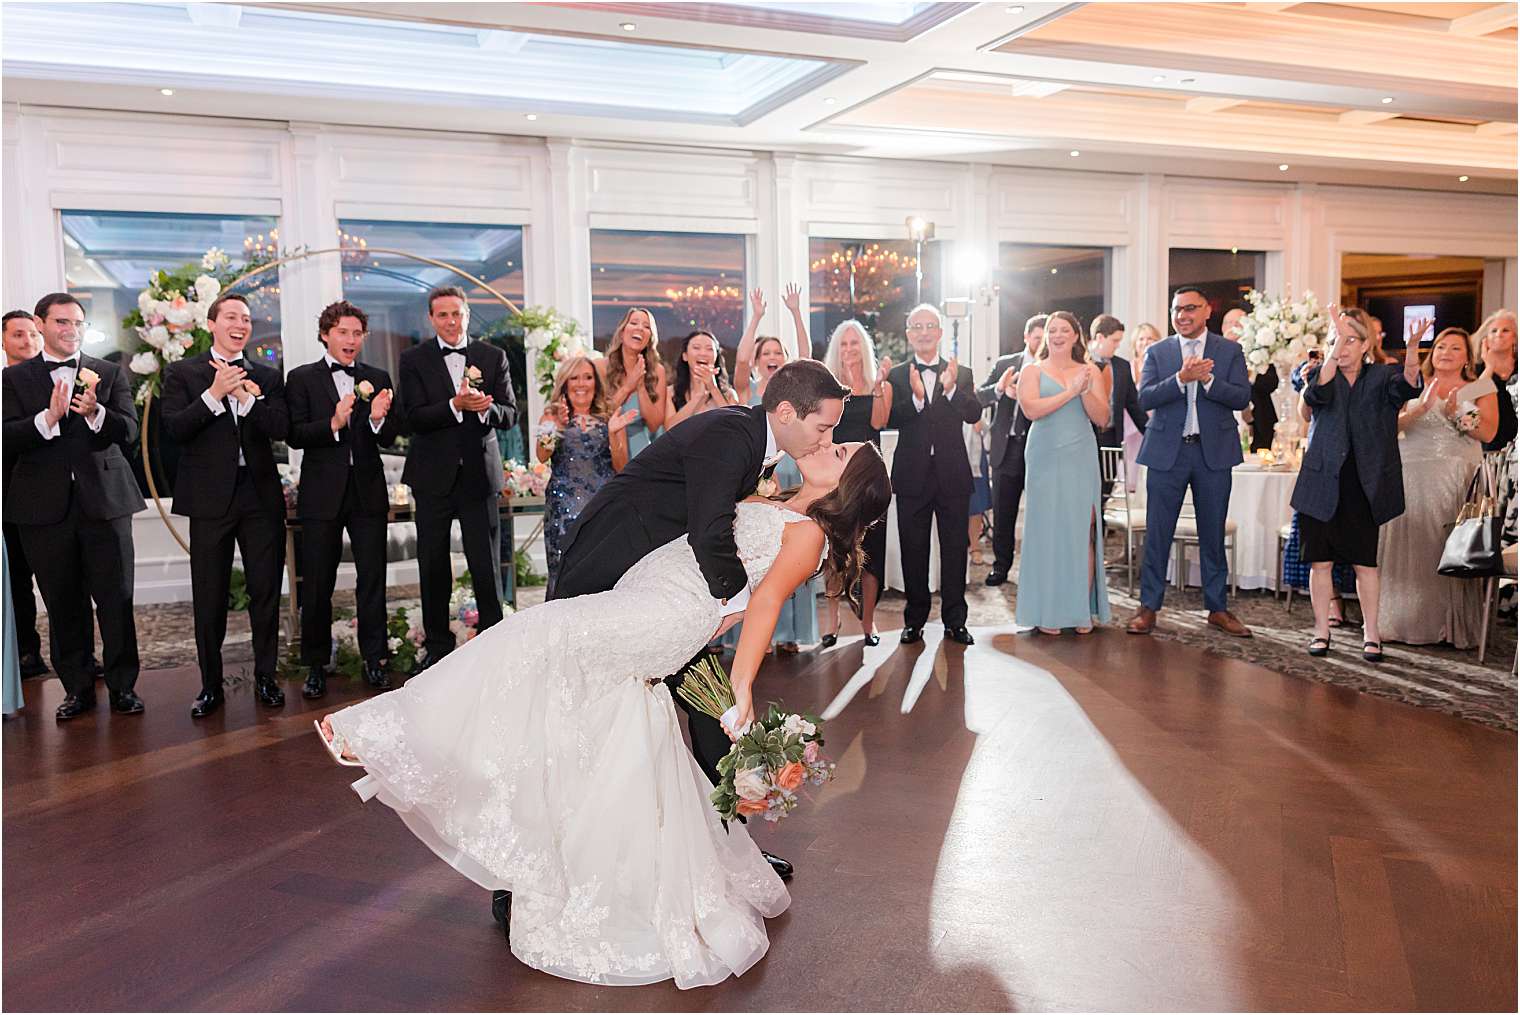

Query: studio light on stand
[905,215,935,304]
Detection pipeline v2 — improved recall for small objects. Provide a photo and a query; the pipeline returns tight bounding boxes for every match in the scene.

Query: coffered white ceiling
[3,1,1515,192]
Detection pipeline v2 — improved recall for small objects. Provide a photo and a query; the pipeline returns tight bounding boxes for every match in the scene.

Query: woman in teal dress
[599,306,668,459]
[1014,310,1112,634]
[3,542,24,716]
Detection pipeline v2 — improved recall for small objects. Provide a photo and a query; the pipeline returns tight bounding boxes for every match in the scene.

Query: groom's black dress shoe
[55,693,96,721]
[899,626,923,645]
[109,690,145,714]
[364,660,392,690]
[761,851,793,882]
[255,676,285,708]
[945,627,975,646]
[191,690,224,718]
[302,666,327,700]
[491,890,511,937]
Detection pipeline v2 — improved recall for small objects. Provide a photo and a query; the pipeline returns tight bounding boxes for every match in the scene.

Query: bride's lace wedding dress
[326,501,812,988]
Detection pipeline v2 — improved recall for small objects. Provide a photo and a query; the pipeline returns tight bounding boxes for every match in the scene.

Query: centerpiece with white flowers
[1234,289,1331,377]
[512,306,595,397]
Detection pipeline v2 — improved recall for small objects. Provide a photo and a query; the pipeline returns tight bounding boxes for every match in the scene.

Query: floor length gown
[327,502,808,988]
[1015,371,1111,629]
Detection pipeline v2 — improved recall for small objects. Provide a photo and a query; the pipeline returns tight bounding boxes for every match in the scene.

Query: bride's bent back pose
[318,440,891,989]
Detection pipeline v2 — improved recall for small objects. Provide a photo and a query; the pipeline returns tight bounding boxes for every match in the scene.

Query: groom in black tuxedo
[398,286,517,669]
[1,293,146,720]
[160,293,290,717]
[975,313,1045,587]
[481,359,848,931]
[286,300,401,700]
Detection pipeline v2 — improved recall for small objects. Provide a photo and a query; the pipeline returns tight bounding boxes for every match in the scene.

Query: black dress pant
[413,481,502,660]
[188,468,285,693]
[4,521,41,659]
[300,474,389,666]
[897,486,971,630]
[18,493,138,698]
[989,439,1027,577]
[665,648,737,790]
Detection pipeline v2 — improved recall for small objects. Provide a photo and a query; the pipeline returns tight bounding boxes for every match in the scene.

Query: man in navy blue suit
[1127,286,1253,638]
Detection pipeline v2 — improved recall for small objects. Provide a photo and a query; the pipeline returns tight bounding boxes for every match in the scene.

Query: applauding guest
[1089,313,1147,505]
[1014,312,1111,634]
[160,293,289,717]
[286,301,402,699]
[887,303,982,646]
[1,294,145,720]
[1292,307,1422,661]
[975,313,1046,587]
[1474,309,1517,452]
[600,307,666,459]
[665,330,739,429]
[539,355,637,596]
[2,310,48,679]
[1128,287,1253,638]
[399,286,518,670]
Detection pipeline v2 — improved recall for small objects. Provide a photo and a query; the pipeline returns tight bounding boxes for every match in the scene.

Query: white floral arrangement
[514,306,596,397]
[1235,289,1330,377]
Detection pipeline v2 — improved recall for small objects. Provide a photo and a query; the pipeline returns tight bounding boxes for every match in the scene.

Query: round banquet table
[1139,461,1298,592]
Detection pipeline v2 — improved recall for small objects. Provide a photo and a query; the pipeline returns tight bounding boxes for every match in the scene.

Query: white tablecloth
[1153,463,1297,592]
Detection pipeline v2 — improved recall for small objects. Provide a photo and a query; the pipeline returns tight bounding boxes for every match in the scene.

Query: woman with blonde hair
[1473,308,1517,451]
[1014,310,1112,634]
[600,307,667,459]
[539,355,639,595]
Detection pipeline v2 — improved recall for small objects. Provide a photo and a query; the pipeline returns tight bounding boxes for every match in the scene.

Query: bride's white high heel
[315,719,364,767]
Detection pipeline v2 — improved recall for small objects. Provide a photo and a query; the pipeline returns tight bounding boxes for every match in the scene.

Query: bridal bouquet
[1235,289,1330,376]
[677,656,835,823]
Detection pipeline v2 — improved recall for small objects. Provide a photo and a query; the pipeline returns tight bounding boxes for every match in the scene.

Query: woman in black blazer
[1291,307,1423,661]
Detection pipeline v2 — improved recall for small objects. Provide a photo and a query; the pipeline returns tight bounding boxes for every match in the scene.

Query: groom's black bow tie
[328,361,355,376]
[761,462,778,482]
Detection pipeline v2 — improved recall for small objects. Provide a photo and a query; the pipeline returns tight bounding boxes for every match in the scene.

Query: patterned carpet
[31,556,1518,731]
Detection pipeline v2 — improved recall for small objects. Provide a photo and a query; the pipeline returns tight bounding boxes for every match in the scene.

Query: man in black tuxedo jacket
[1089,314,1148,503]
[1,293,146,720]
[974,313,1046,587]
[1222,306,1279,451]
[160,293,290,717]
[3,309,49,678]
[887,304,982,646]
[286,301,401,700]
[398,286,518,667]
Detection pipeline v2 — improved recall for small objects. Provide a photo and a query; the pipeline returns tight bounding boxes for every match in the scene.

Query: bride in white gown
[319,440,890,989]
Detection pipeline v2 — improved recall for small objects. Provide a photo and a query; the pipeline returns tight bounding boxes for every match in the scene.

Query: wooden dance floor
[4,625,1515,1011]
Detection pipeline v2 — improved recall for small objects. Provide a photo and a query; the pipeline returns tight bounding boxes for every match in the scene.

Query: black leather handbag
[1438,461,1503,578]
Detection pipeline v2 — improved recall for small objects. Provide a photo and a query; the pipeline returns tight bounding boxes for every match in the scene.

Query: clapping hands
[1178,355,1214,384]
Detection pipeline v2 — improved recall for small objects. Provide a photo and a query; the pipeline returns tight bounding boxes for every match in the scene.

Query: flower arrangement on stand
[1235,289,1330,377]
[513,306,595,397]
[326,574,514,679]
[503,459,551,499]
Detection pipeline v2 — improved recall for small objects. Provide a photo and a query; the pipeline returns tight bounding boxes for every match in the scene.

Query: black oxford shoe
[109,690,145,714]
[55,693,96,721]
[984,572,1008,587]
[364,660,392,690]
[899,626,923,645]
[19,652,47,678]
[302,667,327,700]
[945,626,975,646]
[761,851,794,881]
[255,677,285,708]
[191,690,223,718]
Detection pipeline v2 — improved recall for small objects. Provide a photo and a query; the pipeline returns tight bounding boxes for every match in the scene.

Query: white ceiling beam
[1339,110,1398,125]
[1448,5,1519,36]
[1186,97,1245,114]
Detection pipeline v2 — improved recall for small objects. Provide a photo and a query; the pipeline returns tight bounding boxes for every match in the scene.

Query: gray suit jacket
[975,351,1032,472]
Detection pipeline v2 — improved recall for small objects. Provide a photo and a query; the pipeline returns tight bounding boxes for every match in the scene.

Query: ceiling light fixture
[1152,74,1166,82]
[1278,164,1289,171]
[620,21,637,31]
[823,97,837,105]
[1069,150,1081,157]
[160,88,174,96]
[1381,96,1394,104]
[525,113,538,121]
[1005,5,1024,12]
[1459,175,1470,182]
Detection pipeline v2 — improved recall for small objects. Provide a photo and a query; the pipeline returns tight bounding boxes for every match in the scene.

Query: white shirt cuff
[1202,376,1215,392]
[450,402,463,423]
[233,392,255,414]
[719,585,751,617]
[370,417,385,433]
[477,410,489,424]
[1175,375,1188,392]
[33,409,59,440]
[86,404,107,432]
[201,390,226,415]
[912,394,925,412]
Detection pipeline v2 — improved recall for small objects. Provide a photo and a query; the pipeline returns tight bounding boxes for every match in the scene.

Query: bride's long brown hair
[804,443,892,612]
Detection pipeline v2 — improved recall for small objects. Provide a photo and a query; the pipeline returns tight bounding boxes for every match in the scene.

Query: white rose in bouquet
[164,304,194,328]
[137,289,154,316]
[161,339,187,363]
[128,351,160,375]
[194,274,221,303]
[1284,321,1303,338]
[143,324,170,349]
[732,767,771,802]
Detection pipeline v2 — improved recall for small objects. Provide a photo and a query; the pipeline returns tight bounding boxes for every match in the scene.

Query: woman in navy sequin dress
[539,355,639,597]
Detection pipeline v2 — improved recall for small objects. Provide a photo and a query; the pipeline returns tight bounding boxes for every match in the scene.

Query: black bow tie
[48,358,80,371]
[328,361,355,375]
[215,358,245,369]
[761,462,778,482]
[914,361,939,373]
[442,346,466,359]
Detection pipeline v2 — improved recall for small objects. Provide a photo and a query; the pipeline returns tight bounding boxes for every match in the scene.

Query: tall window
[338,219,527,456]
[1167,248,1265,335]
[61,210,283,365]
[996,244,1110,355]
[590,230,747,372]
[808,237,940,366]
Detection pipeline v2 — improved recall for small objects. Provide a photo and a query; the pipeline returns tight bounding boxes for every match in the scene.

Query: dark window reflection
[1167,248,1265,335]
[808,238,941,366]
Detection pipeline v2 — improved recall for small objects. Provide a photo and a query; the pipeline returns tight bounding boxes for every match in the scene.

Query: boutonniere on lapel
[74,366,100,396]
[355,379,376,401]
[465,365,485,392]
[755,476,780,499]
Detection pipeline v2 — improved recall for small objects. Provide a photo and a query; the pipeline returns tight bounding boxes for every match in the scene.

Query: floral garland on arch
[514,306,596,397]
[1234,289,1330,376]
[121,247,279,403]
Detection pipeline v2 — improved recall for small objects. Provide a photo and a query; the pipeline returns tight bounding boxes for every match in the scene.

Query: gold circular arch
[140,246,522,554]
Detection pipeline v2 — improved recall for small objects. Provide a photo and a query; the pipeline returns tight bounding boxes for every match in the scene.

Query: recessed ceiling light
[823,97,837,105]
[1050,267,1058,274]
[1069,150,1081,157]
[525,113,540,121]
[620,21,637,31]
[1005,5,1025,12]
[1230,246,1239,255]
[1278,164,1289,171]
[1152,74,1166,83]
[159,88,174,96]
[1459,175,1470,182]
[1381,96,1394,104]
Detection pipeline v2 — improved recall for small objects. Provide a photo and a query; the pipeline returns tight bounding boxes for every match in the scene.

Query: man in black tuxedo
[1,293,146,720]
[160,294,290,717]
[1089,314,1148,504]
[3,309,48,678]
[887,303,982,646]
[975,313,1045,587]
[1222,306,1279,450]
[398,285,518,668]
[286,300,401,700]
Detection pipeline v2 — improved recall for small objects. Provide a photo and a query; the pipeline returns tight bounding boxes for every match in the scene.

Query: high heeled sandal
[1307,636,1330,657]
[315,719,364,767]
[1362,641,1384,663]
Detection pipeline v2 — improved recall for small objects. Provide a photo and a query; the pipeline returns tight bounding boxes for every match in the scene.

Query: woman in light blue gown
[1014,310,1112,634]
[599,306,668,460]
[3,543,24,716]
